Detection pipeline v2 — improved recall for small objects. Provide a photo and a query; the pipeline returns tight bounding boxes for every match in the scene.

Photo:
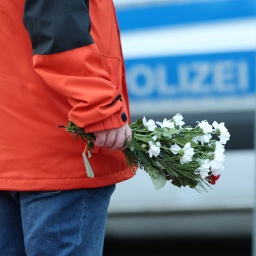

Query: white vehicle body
[107,0,256,238]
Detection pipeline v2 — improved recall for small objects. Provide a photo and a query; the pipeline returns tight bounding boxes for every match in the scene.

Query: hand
[94,124,132,150]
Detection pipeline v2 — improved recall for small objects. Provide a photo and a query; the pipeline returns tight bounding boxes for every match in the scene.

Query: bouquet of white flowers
[60,113,230,192]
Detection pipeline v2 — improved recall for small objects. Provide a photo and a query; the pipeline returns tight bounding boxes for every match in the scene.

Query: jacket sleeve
[23,0,127,133]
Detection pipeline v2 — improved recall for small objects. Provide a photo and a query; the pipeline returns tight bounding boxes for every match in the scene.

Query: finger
[125,127,132,143]
[104,131,116,148]
[110,127,132,151]
[110,131,125,150]
[94,133,107,147]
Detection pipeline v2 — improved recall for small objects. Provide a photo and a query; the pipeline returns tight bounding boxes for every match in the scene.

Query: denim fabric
[0,185,115,256]
[0,191,27,256]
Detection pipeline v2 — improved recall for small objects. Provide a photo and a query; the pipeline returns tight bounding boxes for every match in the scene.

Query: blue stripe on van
[125,51,256,100]
[116,0,256,31]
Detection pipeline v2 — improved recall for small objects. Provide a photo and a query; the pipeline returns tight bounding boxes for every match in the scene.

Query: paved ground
[103,237,251,256]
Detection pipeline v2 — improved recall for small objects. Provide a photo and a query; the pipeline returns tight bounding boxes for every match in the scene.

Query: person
[0,1,135,255]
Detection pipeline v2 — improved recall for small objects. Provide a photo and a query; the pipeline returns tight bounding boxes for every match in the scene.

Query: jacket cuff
[84,111,128,133]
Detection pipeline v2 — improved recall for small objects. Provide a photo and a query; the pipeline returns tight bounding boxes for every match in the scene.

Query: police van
[106,0,256,239]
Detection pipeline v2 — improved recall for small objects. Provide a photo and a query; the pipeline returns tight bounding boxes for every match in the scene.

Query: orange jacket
[0,0,135,191]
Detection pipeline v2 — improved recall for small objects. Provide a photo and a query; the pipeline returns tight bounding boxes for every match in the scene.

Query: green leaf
[151,170,167,190]
[128,141,136,151]
[162,128,179,137]
[138,150,150,166]
[155,160,165,170]
[132,118,143,127]
[87,141,94,152]
[145,165,158,179]
[173,137,187,145]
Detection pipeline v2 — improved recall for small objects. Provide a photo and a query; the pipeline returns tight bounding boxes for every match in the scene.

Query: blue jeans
[0,185,115,256]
